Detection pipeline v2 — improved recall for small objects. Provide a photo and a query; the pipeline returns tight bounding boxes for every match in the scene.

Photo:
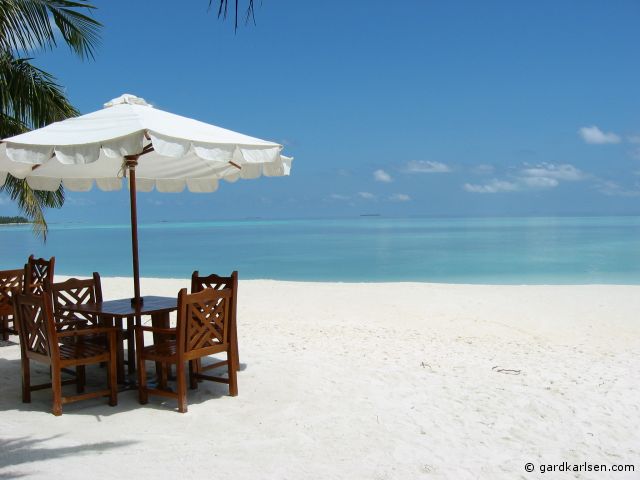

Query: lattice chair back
[178,287,232,357]
[190,270,237,326]
[0,269,24,316]
[190,270,239,371]
[50,273,102,331]
[24,255,55,296]
[14,292,58,360]
[191,270,237,293]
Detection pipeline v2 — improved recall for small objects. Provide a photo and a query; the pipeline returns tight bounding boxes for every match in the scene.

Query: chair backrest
[177,287,232,357]
[24,255,55,296]
[13,292,58,360]
[50,273,102,330]
[191,270,238,329]
[0,268,24,316]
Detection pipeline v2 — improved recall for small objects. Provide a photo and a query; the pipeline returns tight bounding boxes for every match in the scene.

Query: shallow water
[2,216,640,284]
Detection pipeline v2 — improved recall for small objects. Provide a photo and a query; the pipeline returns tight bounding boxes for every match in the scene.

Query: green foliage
[0,0,101,240]
[0,0,100,58]
[0,53,79,137]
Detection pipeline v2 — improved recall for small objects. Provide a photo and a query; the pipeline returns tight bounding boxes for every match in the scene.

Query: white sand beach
[1,278,638,479]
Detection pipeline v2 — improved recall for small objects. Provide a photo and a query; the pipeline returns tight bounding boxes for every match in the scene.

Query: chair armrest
[55,317,90,329]
[136,325,176,335]
[57,327,117,338]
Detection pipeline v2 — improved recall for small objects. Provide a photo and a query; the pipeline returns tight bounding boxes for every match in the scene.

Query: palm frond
[0,52,73,240]
[209,0,255,30]
[0,173,64,241]
[0,110,27,137]
[0,0,100,59]
[0,51,78,134]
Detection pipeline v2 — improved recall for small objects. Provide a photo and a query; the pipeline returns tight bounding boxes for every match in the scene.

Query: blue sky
[2,0,640,222]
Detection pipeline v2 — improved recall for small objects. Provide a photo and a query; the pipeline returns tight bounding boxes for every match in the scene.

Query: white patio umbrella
[0,94,292,305]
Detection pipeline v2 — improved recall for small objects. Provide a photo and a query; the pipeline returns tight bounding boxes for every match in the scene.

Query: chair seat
[59,332,106,348]
[143,340,177,358]
[59,342,108,360]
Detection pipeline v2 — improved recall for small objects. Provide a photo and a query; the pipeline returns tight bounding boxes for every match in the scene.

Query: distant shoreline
[0,215,30,225]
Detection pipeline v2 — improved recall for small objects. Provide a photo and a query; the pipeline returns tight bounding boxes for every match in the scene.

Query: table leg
[126,316,136,374]
[99,315,125,384]
[115,317,125,383]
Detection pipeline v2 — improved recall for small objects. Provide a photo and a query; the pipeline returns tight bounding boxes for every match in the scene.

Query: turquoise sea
[1,216,640,284]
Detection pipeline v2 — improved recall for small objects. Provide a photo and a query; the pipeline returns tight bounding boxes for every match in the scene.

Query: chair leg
[176,362,187,413]
[233,319,240,372]
[76,365,86,394]
[228,348,238,397]
[159,363,168,390]
[21,356,31,403]
[108,332,118,407]
[188,360,198,390]
[195,358,202,382]
[51,368,63,416]
[1,315,7,341]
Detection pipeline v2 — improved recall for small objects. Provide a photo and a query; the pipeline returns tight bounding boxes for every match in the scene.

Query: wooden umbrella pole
[125,156,142,308]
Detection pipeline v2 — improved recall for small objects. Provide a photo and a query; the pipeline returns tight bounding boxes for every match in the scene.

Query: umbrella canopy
[0,94,292,192]
[0,94,293,304]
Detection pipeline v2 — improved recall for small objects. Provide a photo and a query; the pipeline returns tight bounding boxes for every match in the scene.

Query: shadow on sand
[0,351,246,416]
[0,435,137,478]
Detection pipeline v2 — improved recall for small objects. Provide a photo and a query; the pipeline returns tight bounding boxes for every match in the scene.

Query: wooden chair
[13,292,118,416]
[191,270,239,372]
[136,287,238,413]
[24,255,55,296]
[50,274,103,332]
[50,274,136,381]
[0,268,24,340]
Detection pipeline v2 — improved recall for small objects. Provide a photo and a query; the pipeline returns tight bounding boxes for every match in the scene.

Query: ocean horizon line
[3,216,639,284]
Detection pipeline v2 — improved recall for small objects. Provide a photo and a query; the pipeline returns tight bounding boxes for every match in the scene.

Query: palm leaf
[0,52,72,239]
[0,0,100,59]
[1,173,64,240]
[209,0,255,30]
[0,52,78,135]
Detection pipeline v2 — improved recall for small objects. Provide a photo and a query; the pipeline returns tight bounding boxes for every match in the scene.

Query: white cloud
[358,192,376,200]
[628,135,640,144]
[389,193,410,202]
[404,160,451,173]
[579,126,621,145]
[520,163,587,182]
[329,193,350,201]
[464,179,519,194]
[465,163,588,194]
[373,169,392,183]
[597,180,640,197]
[520,176,559,188]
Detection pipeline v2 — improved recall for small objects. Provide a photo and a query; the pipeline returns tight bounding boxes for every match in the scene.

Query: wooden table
[63,296,177,384]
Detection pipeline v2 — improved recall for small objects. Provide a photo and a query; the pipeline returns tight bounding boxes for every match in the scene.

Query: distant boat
[360,214,381,217]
